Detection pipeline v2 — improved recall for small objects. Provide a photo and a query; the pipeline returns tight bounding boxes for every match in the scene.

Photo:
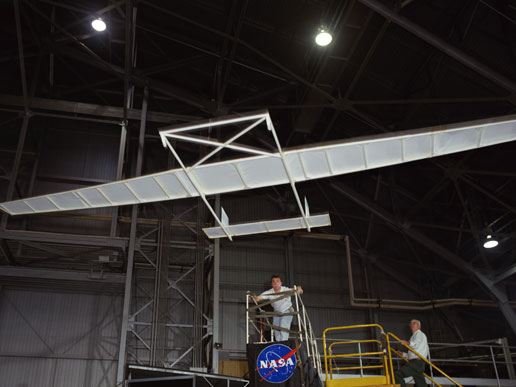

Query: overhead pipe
[332,182,516,335]
[344,236,516,311]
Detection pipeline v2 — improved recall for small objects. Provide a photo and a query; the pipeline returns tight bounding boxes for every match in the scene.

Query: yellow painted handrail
[334,365,384,371]
[328,351,385,359]
[323,324,394,383]
[329,339,382,352]
[390,348,444,387]
[388,332,463,387]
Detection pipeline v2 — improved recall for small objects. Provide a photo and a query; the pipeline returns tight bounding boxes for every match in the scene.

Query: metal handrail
[390,347,444,387]
[322,324,395,384]
[329,351,385,359]
[388,332,463,387]
[335,365,385,371]
[246,287,322,379]
[329,339,383,351]
[294,288,323,375]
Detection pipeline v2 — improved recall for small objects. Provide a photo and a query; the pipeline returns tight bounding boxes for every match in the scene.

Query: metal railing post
[294,286,302,343]
[489,345,501,387]
[246,292,249,345]
[429,352,435,386]
[358,342,364,377]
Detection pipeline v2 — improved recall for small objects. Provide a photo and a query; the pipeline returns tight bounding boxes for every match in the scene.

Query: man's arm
[296,286,303,295]
[401,332,423,351]
[248,293,264,302]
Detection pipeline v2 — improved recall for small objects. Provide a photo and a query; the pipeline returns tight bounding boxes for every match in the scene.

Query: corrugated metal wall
[0,196,463,384]
[0,288,122,387]
[216,196,452,358]
[218,233,380,357]
[17,125,121,236]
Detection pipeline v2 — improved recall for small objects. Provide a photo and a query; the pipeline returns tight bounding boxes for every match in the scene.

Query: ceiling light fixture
[91,18,107,32]
[315,28,332,46]
[483,234,498,249]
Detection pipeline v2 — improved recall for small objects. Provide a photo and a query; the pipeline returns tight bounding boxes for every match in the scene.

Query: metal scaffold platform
[246,288,323,387]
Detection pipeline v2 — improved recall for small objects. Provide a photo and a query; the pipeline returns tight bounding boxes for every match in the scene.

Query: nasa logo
[256,343,297,383]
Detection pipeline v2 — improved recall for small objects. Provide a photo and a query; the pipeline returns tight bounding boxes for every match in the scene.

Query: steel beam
[365,171,382,250]
[453,180,491,270]
[331,181,516,335]
[117,204,137,384]
[193,198,205,368]
[493,263,516,284]
[356,0,516,94]
[0,115,28,231]
[117,85,148,383]
[150,215,171,366]
[0,239,15,265]
[500,337,516,379]
[460,175,516,217]
[1,0,31,230]
[0,93,195,123]
[141,1,336,104]
[52,44,212,111]
[110,122,127,238]
[285,235,295,285]
[10,1,213,110]
[354,248,423,295]
[211,195,220,373]
[0,266,125,284]
[113,1,136,239]
[13,0,28,112]
[0,229,127,248]
[217,0,248,105]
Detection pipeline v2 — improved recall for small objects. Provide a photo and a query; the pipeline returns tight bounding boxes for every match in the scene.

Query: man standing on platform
[251,275,303,341]
[394,319,430,387]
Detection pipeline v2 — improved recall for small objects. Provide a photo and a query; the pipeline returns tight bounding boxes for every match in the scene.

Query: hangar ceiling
[0,0,516,336]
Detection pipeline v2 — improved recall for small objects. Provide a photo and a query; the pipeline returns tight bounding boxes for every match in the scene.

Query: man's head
[271,275,282,291]
[410,319,421,333]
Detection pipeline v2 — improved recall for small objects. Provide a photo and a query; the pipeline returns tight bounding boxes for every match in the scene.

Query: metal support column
[500,337,516,379]
[1,115,30,230]
[117,87,148,384]
[117,205,138,384]
[2,0,30,230]
[211,195,221,373]
[110,122,128,237]
[193,199,206,369]
[111,0,134,238]
[150,214,171,366]
[285,236,295,285]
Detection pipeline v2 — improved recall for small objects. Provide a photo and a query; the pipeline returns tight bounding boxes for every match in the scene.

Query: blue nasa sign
[256,343,297,383]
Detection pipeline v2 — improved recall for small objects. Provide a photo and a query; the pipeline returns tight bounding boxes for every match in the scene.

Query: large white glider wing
[1,113,516,217]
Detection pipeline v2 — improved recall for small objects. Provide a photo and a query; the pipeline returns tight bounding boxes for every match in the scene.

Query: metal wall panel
[217,230,449,355]
[292,238,347,309]
[221,196,282,224]
[0,288,121,387]
[38,127,119,182]
[220,302,248,352]
[221,238,286,302]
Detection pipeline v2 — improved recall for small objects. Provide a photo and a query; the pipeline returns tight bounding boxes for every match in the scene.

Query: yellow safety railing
[388,332,463,387]
[323,324,395,385]
[329,340,385,372]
